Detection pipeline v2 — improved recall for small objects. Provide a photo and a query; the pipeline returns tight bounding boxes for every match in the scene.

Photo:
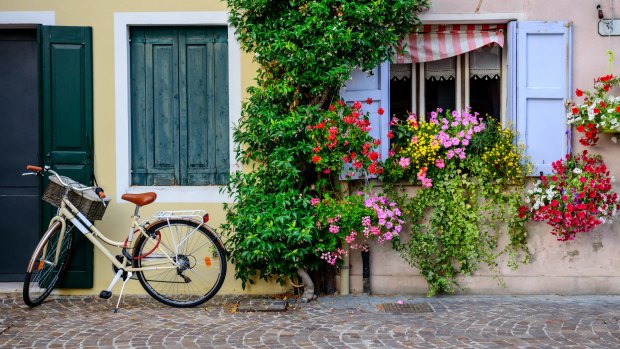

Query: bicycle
[22,165,227,312]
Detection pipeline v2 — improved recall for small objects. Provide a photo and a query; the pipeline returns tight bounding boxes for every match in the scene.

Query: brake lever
[21,172,38,176]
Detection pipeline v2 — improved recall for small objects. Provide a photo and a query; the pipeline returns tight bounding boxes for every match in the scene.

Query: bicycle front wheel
[23,221,73,307]
[134,219,226,307]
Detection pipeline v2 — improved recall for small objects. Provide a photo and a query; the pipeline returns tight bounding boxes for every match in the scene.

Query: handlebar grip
[26,165,43,172]
[95,187,106,199]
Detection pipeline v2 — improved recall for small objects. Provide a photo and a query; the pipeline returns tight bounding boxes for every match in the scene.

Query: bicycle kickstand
[114,271,133,313]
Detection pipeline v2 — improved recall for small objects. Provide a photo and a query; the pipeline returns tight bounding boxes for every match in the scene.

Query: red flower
[316,122,325,129]
[604,85,610,91]
[312,155,321,163]
[353,101,362,110]
[368,152,379,161]
[576,89,584,97]
[616,106,620,113]
[377,107,384,115]
[366,97,373,104]
[600,101,607,108]
[387,131,394,139]
[373,139,381,146]
[576,125,585,132]
[329,104,336,112]
[579,177,587,183]
[571,107,580,115]
[593,108,601,114]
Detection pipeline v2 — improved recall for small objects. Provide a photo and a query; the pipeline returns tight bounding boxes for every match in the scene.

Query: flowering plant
[307,99,384,177]
[384,108,486,187]
[520,150,620,241]
[313,192,404,266]
[567,73,620,146]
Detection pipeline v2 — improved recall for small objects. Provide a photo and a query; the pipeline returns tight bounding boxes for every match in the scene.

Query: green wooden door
[41,26,94,288]
[130,27,229,186]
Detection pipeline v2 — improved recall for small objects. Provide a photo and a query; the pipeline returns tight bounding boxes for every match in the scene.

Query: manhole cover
[379,302,434,314]
[237,298,288,312]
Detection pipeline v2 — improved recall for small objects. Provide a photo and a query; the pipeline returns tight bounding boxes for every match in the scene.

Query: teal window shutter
[180,27,229,185]
[514,21,572,175]
[130,27,229,186]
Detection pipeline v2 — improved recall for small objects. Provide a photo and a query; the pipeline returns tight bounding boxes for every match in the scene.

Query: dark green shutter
[131,27,229,186]
[131,28,180,186]
[41,26,94,288]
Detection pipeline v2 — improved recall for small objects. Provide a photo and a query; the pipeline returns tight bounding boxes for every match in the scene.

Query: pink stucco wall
[349,0,620,295]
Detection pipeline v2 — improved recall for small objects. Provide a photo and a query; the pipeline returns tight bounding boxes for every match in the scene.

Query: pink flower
[399,157,411,168]
[310,198,320,206]
[435,158,445,169]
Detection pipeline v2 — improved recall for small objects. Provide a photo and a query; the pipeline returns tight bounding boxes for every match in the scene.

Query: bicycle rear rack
[153,210,208,219]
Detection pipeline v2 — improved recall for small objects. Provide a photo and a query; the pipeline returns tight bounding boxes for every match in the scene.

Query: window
[390,24,505,121]
[129,26,229,186]
[343,21,572,176]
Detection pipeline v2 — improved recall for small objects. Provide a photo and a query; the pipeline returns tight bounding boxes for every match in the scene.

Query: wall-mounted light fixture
[598,2,620,36]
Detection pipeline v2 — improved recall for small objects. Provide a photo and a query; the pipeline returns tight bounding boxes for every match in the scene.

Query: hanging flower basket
[520,150,620,241]
[567,74,620,145]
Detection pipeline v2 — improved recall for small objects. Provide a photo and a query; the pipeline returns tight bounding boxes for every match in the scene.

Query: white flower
[573,168,582,174]
[525,197,531,203]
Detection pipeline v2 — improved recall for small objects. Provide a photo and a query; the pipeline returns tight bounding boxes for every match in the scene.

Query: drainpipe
[361,244,370,294]
[340,245,350,295]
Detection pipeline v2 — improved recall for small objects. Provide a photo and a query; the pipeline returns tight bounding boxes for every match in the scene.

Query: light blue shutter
[514,21,572,175]
[340,62,390,168]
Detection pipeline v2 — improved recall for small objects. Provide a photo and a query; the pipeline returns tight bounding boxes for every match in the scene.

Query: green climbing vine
[222,0,429,288]
[383,113,531,296]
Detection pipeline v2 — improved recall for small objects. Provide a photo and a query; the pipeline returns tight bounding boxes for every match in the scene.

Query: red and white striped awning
[395,24,505,64]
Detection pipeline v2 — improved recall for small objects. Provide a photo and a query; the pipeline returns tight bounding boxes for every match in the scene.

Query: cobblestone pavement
[2,293,620,348]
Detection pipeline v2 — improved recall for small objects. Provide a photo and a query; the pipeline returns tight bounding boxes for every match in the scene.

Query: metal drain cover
[379,302,434,314]
[237,299,288,312]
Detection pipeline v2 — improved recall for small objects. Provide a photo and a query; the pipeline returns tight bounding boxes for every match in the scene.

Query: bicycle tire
[134,219,226,307]
[23,221,73,307]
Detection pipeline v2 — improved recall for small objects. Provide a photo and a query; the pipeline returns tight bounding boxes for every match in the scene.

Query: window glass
[424,57,456,115]
[389,64,412,119]
[470,44,501,121]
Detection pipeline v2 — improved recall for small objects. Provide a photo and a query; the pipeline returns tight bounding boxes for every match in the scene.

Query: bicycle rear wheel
[23,221,73,307]
[134,219,226,307]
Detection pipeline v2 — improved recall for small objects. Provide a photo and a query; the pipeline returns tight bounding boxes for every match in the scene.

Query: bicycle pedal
[100,290,112,299]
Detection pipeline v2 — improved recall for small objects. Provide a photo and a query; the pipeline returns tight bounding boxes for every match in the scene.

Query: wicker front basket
[42,176,109,221]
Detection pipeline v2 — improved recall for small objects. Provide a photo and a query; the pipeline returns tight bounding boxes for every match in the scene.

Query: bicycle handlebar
[24,165,106,200]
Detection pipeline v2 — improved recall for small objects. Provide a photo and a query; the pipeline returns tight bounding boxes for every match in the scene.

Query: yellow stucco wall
[0,0,285,296]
